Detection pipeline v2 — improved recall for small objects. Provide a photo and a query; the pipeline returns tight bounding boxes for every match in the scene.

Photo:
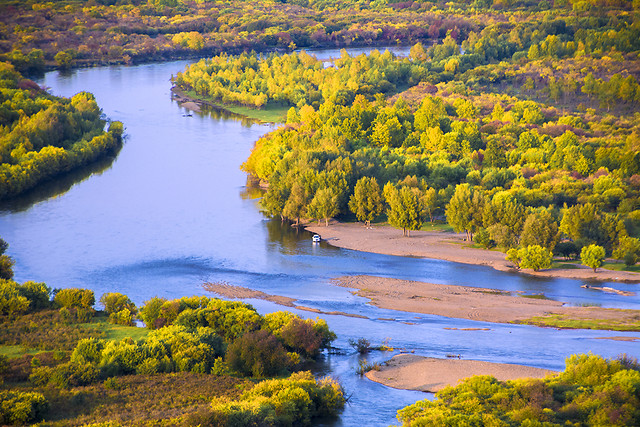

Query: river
[0,51,639,426]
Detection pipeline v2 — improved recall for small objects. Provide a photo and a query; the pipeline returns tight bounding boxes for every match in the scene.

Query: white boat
[312,234,321,243]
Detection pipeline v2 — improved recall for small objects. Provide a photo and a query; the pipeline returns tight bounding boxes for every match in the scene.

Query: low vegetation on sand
[397,353,640,426]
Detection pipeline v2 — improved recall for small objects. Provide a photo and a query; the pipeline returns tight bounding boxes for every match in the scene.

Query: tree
[422,187,438,224]
[282,182,308,226]
[384,184,424,237]
[519,245,553,271]
[446,184,485,241]
[308,187,339,226]
[559,203,608,247]
[520,210,559,251]
[0,237,14,280]
[613,236,640,266]
[580,244,606,272]
[349,177,383,228]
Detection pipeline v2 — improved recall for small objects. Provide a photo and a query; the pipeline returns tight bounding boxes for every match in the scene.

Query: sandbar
[335,275,640,329]
[306,222,640,283]
[365,354,557,392]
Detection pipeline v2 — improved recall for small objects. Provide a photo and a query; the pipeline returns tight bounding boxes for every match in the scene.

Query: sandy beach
[365,354,558,392]
[306,222,640,283]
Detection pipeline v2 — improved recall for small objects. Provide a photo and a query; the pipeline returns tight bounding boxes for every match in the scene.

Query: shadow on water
[0,150,121,213]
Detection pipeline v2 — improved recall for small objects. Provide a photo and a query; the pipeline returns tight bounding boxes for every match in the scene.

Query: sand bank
[335,275,640,330]
[365,354,557,393]
[306,222,640,283]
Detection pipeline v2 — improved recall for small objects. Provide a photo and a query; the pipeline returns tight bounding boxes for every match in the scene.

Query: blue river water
[0,51,638,426]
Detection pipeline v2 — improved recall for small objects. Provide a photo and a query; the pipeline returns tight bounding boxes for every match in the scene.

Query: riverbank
[306,222,640,283]
[334,275,640,331]
[365,354,557,393]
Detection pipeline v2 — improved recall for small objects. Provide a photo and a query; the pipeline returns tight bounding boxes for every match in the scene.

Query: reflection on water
[0,146,121,213]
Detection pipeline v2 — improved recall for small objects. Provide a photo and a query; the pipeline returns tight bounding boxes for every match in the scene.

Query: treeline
[0,0,473,72]
[398,353,640,426]
[0,280,344,425]
[0,61,123,200]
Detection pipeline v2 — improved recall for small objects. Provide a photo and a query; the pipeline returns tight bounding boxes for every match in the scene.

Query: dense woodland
[0,279,344,425]
[174,1,640,270]
[0,61,123,200]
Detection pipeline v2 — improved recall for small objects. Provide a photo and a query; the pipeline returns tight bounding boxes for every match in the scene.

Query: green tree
[349,177,383,228]
[613,236,640,266]
[520,210,559,251]
[580,244,606,272]
[99,292,136,314]
[445,184,485,241]
[0,237,14,280]
[519,245,553,271]
[422,187,438,224]
[384,184,424,237]
[307,187,339,226]
[282,182,308,226]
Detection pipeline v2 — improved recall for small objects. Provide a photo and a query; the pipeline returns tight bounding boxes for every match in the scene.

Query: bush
[139,296,167,329]
[99,292,137,316]
[226,330,291,377]
[0,390,47,425]
[263,312,336,358]
[348,338,371,354]
[17,281,52,311]
[209,371,345,426]
[0,279,30,316]
[54,288,95,309]
[109,308,135,326]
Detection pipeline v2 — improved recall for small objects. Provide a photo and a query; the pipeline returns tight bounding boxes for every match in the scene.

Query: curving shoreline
[306,222,640,284]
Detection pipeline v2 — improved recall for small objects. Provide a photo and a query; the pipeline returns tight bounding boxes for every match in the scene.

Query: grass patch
[601,262,640,273]
[221,102,288,123]
[516,313,640,332]
[0,345,42,359]
[552,261,581,269]
[519,293,550,300]
[81,316,149,342]
[178,88,287,123]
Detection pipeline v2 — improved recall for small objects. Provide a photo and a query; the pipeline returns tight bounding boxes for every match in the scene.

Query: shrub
[0,279,30,316]
[99,292,137,316]
[348,338,371,354]
[263,312,336,358]
[226,330,290,377]
[139,296,167,329]
[0,390,47,425]
[209,371,345,425]
[17,281,51,311]
[109,308,135,326]
[54,288,95,309]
